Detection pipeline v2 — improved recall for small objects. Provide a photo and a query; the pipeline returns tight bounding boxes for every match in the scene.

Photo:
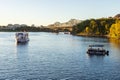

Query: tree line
[72,18,115,35]
[0,26,54,32]
[109,19,120,39]
[72,18,120,39]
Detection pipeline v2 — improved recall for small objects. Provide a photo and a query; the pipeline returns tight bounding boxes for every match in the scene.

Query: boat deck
[87,45,109,55]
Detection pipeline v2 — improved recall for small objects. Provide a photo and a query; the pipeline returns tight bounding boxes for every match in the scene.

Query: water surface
[0,32,120,80]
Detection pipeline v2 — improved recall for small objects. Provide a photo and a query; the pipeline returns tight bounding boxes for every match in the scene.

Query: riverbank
[76,33,120,40]
[76,33,109,38]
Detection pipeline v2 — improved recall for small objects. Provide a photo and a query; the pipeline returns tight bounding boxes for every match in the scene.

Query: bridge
[51,26,73,32]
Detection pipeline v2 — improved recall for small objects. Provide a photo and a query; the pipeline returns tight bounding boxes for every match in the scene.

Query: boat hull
[87,51,109,55]
[87,49,109,55]
[87,45,109,56]
[16,39,29,43]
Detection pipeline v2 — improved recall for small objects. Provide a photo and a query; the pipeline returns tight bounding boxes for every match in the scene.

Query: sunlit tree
[110,19,120,39]
[85,26,91,34]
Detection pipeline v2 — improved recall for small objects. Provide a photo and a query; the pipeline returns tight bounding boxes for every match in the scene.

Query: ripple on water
[0,32,120,80]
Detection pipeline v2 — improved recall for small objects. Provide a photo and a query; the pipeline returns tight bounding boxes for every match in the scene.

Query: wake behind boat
[15,32,29,43]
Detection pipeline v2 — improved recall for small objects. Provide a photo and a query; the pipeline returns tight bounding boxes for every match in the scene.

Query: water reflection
[109,38,120,48]
[1,32,120,79]
[15,42,30,79]
[87,54,105,62]
[15,42,29,62]
[108,38,120,62]
[15,41,29,46]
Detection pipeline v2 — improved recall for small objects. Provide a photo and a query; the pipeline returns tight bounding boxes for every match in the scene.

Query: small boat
[64,31,71,34]
[87,45,109,55]
[15,32,29,43]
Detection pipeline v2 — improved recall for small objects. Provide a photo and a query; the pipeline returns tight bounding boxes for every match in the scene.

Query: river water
[0,32,120,80]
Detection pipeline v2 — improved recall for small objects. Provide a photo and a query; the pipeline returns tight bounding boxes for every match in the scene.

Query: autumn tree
[72,18,115,35]
[110,19,120,39]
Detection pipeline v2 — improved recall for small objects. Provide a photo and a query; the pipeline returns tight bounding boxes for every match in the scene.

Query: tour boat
[87,45,109,55]
[15,32,29,43]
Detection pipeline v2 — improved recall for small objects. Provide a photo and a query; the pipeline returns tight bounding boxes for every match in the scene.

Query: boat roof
[89,45,104,47]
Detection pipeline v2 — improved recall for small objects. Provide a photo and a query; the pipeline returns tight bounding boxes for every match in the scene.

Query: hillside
[114,14,120,19]
[47,19,81,28]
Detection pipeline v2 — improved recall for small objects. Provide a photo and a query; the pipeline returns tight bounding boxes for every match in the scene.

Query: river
[0,32,120,80]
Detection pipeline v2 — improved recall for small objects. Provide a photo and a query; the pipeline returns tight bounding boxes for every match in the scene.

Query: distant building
[14,24,21,27]
[7,24,13,29]
[31,24,35,27]
[21,24,27,27]
[7,24,27,30]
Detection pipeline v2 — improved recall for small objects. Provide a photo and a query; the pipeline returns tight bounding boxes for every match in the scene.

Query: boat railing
[89,45,104,47]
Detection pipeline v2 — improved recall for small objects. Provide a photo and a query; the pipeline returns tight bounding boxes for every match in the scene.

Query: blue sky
[0,0,120,26]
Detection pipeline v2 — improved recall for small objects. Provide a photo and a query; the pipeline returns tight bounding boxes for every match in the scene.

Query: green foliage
[72,18,116,35]
[85,27,91,34]
[72,19,90,34]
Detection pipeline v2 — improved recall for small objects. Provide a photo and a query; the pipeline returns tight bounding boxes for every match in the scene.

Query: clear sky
[0,0,120,26]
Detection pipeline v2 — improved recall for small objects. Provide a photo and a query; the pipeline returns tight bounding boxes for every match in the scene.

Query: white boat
[15,32,29,43]
[64,31,71,34]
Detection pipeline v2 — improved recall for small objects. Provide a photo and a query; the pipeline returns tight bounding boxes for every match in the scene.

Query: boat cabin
[15,32,29,43]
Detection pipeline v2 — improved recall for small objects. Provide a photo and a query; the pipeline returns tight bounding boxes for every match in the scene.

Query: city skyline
[0,0,120,26]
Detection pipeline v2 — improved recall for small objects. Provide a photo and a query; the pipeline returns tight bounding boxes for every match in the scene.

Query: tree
[85,27,91,34]
[72,18,115,36]
[110,19,120,39]
[90,20,98,34]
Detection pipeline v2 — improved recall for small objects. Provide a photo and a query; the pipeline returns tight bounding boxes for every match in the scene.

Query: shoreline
[76,33,110,38]
[76,33,120,40]
[0,31,119,40]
